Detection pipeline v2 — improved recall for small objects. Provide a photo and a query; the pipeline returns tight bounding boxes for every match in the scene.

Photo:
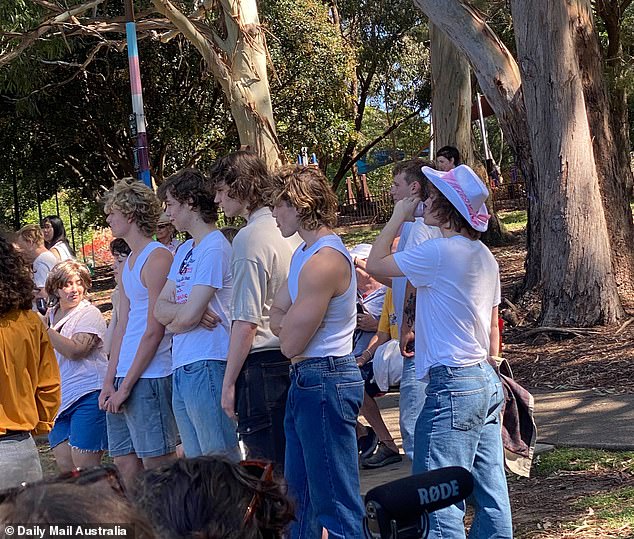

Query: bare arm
[356,330,390,366]
[278,250,348,359]
[399,281,416,358]
[221,320,258,417]
[165,285,216,334]
[106,248,172,412]
[489,306,500,357]
[47,329,99,360]
[270,278,291,337]
[154,280,178,327]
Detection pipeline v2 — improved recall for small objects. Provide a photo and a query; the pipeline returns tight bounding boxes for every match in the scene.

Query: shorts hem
[133,446,178,458]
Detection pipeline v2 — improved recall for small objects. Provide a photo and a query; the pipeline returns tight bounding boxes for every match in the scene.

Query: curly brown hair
[271,166,338,230]
[45,260,92,300]
[134,456,294,539]
[0,235,35,315]
[208,151,273,213]
[157,168,219,224]
[428,183,481,240]
[102,179,162,237]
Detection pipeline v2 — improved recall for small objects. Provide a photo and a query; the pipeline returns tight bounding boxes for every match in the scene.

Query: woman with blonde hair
[44,260,109,471]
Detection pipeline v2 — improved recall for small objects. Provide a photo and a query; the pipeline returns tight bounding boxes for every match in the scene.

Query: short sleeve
[230,258,267,324]
[72,306,107,340]
[404,220,441,249]
[191,245,226,290]
[393,240,440,289]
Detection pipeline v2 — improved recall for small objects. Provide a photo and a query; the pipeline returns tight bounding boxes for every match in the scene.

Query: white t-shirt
[168,231,233,370]
[393,235,501,379]
[391,218,442,332]
[33,251,58,288]
[48,300,108,415]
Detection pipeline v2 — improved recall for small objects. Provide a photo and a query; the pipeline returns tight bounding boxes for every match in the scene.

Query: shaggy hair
[16,224,45,247]
[392,158,432,197]
[109,238,131,257]
[157,168,218,224]
[134,456,294,539]
[271,166,338,230]
[45,260,92,299]
[208,151,273,212]
[428,183,481,240]
[0,235,35,315]
[102,179,162,238]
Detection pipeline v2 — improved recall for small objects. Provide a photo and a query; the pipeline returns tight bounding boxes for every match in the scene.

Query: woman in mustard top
[0,235,60,489]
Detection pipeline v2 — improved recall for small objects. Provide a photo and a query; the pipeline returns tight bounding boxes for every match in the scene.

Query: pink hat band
[442,169,490,229]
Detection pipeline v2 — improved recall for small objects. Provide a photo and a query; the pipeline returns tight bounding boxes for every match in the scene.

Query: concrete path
[359,388,634,494]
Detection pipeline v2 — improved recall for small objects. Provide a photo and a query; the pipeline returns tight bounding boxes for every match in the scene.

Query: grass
[576,486,634,527]
[339,226,381,248]
[499,209,527,232]
[533,448,634,477]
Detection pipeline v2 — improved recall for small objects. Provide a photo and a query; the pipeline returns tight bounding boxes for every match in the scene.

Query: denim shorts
[49,391,108,452]
[106,376,179,458]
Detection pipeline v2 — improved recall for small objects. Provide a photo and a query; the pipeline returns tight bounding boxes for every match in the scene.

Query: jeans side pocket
[336,380,364,422]
[450,387,488,431]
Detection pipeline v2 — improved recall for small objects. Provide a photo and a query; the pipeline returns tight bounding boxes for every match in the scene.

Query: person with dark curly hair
[0,234,60,489]
[155,168,238,459]
[134,456,294,539]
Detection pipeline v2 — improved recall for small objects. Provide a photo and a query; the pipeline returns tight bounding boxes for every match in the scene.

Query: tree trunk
[412,0,541,290]
[153,0,284,168]
[511,0,624,325]
[578,3,634,297]
[429,24,473,165]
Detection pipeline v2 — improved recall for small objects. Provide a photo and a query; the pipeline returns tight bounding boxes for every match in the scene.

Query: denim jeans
[172,359,240,459]
[235,349,290,471]
[285,355,365,539]
[413,361,513,539]
[0,434,42,490]
[399,357,426,460]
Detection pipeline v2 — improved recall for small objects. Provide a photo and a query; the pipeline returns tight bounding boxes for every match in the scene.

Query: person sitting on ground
[15,224,58,302]
[41,215,75,261]
[367,164,513,538]
[0,482,156,538]
[156,212,182,254]
[134,456,294,539]
[104,238,131,357]
[0,234,60,489]
[355,287,403,469]
[44,260,109,472]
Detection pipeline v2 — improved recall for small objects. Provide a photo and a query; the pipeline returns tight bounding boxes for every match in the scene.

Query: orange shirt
[0,309,61,435]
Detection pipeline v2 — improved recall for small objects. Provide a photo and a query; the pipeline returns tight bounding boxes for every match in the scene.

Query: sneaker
[361,442,403,469]
[357,427,378,459]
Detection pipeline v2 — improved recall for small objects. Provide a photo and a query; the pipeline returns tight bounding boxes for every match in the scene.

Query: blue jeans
[413,361,513,539]
[285,355,365,539]
[399,357,426,460]
[235,349,290,471]
[172,360,240,459]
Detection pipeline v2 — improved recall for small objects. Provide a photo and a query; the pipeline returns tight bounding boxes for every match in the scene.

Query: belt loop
[328,356,336,371]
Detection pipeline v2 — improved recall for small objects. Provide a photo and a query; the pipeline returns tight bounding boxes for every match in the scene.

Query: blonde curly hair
[271,166,338,230]
[102,179,162,238]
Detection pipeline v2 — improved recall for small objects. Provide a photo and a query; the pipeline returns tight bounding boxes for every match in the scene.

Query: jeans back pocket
[450,387,488,431]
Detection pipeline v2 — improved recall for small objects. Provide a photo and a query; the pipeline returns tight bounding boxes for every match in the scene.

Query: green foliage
[533,448,634,477]
[498,210,527,232]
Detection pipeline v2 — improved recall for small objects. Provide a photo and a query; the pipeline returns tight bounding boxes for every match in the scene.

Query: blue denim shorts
[49,391,108,452]
[106,376,179,458]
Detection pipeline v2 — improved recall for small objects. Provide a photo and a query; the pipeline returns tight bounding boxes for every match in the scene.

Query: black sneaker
[357,427,378,459]
[361,442,403,469]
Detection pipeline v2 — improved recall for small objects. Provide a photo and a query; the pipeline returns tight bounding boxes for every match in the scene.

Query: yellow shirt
[377,288,399,340]
[0,309,61,435]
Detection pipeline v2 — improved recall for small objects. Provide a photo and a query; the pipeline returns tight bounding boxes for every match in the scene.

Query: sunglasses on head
[239,460,275,525]
[0,464,126,505]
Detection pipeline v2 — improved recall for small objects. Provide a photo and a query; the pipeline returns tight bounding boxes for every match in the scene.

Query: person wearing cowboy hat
[366,164,512,538]
[156,213,182,255]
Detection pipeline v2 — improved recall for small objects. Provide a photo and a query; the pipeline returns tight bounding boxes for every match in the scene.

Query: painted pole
[125,0,151,187]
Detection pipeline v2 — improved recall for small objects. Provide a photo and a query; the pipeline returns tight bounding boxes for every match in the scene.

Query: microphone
[364,467,474,539]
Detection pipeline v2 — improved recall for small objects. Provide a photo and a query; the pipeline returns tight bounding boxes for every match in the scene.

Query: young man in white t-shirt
[154,168,239,459]
[367,164,512,538]
[270,166,365,539]
[99,179,178,488]
[15,224,58,302]
[210,150,300,469]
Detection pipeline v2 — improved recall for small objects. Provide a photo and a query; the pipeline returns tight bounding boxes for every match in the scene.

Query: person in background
[15,224,59,302]
[435,145,461,172]
[0,234,60,489]
[41,215,75,261]
[104,238,131,357]
[156,212,182,254]
[44,260,109,472]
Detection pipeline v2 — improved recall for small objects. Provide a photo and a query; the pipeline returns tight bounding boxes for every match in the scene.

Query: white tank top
[288,234,356,358]
[52,241,74,261]
[118,241,172,378]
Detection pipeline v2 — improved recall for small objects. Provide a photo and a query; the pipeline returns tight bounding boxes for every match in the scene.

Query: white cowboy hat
[421,165,491,232]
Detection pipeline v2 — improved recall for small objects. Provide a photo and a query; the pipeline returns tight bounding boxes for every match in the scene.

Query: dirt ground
[74,238,634,538]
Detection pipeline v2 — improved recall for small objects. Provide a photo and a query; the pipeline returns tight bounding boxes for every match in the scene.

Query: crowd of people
[0,146,513,539]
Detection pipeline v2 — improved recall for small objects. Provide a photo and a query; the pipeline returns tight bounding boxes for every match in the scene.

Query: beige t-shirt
[230,207,301,352]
